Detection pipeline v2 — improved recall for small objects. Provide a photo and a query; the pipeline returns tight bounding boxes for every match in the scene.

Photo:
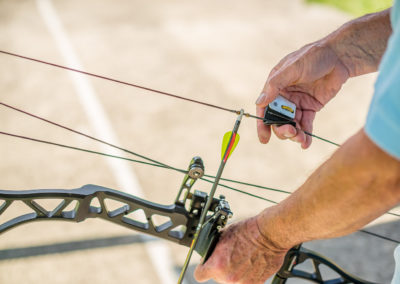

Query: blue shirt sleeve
[365,6,400,160]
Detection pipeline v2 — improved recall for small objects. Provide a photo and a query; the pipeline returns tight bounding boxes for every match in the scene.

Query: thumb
[255,84,279,108]
[193,263,211,283]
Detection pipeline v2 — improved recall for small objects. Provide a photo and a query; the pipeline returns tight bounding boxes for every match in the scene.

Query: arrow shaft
[177,110,244,283]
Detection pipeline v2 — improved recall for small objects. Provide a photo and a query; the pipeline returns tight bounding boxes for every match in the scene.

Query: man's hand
[256,9,391,149]
[194,217,288,284]
[256,41,350,149]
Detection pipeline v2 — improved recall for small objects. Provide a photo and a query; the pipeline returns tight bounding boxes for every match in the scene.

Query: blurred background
[0,0,398,283]
[306,0,391,16]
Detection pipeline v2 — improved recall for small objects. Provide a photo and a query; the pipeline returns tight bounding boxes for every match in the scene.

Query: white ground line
[36,1,177,283]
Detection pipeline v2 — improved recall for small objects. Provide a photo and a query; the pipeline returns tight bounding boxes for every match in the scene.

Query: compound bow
[0,162,380,284]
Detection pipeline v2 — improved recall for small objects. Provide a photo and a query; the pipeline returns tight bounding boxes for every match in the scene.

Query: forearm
[257,129,400,250]
[324,9,392,77]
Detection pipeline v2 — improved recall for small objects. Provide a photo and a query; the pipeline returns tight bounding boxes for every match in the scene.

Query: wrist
[322,9,391,77]
[255,206,300,251]
[322,21,369,77]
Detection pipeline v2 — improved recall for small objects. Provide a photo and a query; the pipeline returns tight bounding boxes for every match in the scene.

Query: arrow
[177,109,244,283]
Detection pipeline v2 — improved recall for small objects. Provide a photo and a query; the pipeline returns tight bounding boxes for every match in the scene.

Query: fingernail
[259,134,270,144]
[283,128,297,138]
[255,93,267,105]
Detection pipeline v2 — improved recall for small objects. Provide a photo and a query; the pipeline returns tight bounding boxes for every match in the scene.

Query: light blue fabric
[393,246,400,284]
[392,0,400,26]
[365,4,400,160]
[373,3,400,284]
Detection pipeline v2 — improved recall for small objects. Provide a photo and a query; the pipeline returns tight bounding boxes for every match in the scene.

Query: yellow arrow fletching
[221,131,240,161]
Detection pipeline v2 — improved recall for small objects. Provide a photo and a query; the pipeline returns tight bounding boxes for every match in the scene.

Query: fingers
[194,249,232,283]
[272,124,308,147]
[195,218,287,284]
[194,240,227,283]
[257,60,301,108]
[194,263,212,283]
[272,124,297,140]
[299,111,316,149]
[256,59,302,145]
[256,106,309,148]
[256,106,271,144]
[257,107,316,149]
[255,89,274,108]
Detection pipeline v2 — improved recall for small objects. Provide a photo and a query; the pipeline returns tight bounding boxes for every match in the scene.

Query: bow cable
[2,97,292,195]
[0,50,339,146]
[0,101,289,196]
[0,129,283,202]
[1,127,399,244]
[0,102,176,171]
[0,51,398,244]
[0,50,237,115]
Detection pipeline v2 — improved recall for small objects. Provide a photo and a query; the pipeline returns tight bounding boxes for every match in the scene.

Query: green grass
[306,0,393,16]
